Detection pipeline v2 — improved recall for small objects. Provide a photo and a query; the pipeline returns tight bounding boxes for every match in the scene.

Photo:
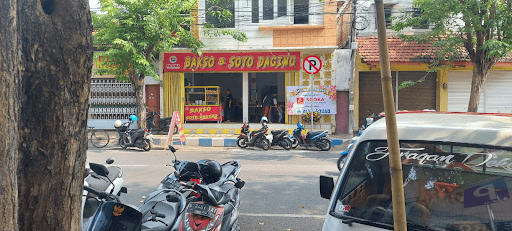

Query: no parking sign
[302,55,322,74]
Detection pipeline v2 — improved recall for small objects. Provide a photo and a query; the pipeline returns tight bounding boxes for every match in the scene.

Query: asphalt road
[86,146,342,231]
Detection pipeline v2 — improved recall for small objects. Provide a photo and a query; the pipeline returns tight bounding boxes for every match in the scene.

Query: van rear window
[335,141,512,231]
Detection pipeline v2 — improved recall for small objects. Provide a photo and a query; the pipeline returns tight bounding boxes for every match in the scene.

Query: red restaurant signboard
[184,106,222,121]
[164,52,301,72]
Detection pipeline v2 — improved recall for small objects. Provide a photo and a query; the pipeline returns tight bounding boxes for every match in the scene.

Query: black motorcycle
[146,111,178,135]
[290,122,332,151]
[115,119,153,151]
[270,130,293,150]
[84,145,245,231]
[237,122,272,150]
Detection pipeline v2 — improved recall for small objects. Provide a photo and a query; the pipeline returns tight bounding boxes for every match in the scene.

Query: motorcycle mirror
[235,180,245,189]
[89,163,109,177]
[168,145,176,153]
[105,158,114,165]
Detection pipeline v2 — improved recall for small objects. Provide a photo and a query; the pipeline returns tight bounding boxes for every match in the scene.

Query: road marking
[240,213,325,218]
[113,165,149,167]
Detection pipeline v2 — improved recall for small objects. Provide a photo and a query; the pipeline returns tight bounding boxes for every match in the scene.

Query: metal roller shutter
[448,71,512,113]
[359,71,437,127]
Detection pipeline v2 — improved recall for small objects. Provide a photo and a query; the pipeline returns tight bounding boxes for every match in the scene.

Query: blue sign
[464,177,510,208]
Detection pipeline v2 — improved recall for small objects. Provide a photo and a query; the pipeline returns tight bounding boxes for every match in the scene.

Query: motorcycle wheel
[173,125,178,135]
[231,219,240,231]
[291,137,299,149]
[237,138,247,148]
[118,137,127,149]
[337,156,345,171]
[257,138,270,151]
[142,139,151,151]
[280,139,292,150]
[318,139,332,151]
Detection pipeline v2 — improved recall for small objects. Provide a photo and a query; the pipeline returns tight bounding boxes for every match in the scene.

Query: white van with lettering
[320,112,512,231]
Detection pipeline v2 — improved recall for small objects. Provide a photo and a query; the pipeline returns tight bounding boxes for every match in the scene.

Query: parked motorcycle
[269,129,293,150]
[83,164,142,231]
[236,118,273,150]
[115,115,153,151]
[290,122,332,151]
[82,158,127,230]
[146,111,178,135]
[337,131,363,171]
[136,145,245,231]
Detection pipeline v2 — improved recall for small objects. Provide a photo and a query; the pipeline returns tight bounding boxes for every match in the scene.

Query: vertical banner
[167,111,186,144]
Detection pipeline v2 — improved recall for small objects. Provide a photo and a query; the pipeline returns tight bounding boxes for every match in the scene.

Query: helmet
[129,115,138,122]
[114,120,123,127]
[261,116,268,124]
[198,159,222,184]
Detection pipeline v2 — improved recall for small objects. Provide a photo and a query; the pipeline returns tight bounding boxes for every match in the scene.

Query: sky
[90,0,100,12]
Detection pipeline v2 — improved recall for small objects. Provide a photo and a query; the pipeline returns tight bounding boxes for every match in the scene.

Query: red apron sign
[185,106,222,121]
[167,111,186,144]
[164,52,300,72]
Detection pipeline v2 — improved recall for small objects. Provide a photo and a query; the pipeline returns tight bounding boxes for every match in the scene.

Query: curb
[153,137,345,148]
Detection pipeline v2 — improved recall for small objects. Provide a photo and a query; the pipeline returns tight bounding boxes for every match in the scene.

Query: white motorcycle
[81,158,126,230]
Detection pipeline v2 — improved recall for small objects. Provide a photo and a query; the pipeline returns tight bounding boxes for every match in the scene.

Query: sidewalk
[98,131,348,149]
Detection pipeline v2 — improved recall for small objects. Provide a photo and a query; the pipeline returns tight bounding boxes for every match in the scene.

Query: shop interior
[185,72,286,123]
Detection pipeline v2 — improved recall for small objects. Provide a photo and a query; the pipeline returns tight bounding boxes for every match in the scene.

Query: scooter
[290,122,332,151]
[337,131,362,171]
[82,158,127,229]
[236,122,272,150]
[146,111,177,135]
[83,164,142,231]
[269,129,293,150]
[115,116,153,151]
[137,145,244,231]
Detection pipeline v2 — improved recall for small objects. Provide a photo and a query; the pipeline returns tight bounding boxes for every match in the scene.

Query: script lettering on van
[366,147,495,168]
[366,147,456,165]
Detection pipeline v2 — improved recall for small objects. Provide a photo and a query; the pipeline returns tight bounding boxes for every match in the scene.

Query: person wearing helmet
[198,159,222,185]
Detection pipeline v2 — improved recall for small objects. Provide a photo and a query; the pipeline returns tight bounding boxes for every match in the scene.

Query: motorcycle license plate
[187,203,218,218]
[160,177,181,190]
[146,134,153,141]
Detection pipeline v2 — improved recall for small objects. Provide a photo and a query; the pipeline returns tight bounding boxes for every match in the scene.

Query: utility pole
[374,0,407,230]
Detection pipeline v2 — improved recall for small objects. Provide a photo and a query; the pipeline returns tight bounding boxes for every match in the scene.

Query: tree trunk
[467,62,489,112]
[0,0,93,230]
[130,73,146,129]
[0,0,21,230]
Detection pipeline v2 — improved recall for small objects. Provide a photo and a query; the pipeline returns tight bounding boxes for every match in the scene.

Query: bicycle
[88,126,110,148]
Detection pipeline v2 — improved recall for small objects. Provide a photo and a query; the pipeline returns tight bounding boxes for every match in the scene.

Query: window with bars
[294,0,309,24]
[278,0,287,17]
[263,0,274,20]
[412,8,429,29]
[384,5,392,28]
[252,0,259,23]
[205,0,235,28]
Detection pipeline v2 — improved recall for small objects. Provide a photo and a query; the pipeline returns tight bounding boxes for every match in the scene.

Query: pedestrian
[262,92,278,123]
[225,89,233,122]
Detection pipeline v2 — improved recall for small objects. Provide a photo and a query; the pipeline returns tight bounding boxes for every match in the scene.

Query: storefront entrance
[184,72,286,123]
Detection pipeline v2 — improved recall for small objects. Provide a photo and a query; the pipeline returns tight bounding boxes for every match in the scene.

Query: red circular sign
[302,55,322,74]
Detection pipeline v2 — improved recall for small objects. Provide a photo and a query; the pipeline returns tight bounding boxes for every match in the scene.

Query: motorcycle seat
[271,130,286,135]
[86,166,122,193]
[307,131,326,139]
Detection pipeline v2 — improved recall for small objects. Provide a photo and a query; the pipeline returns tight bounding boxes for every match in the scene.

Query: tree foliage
[392,0,512,111]
[92,0,247,126]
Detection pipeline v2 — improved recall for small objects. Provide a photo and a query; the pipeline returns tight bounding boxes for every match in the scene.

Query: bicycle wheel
[90,130,110,148]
